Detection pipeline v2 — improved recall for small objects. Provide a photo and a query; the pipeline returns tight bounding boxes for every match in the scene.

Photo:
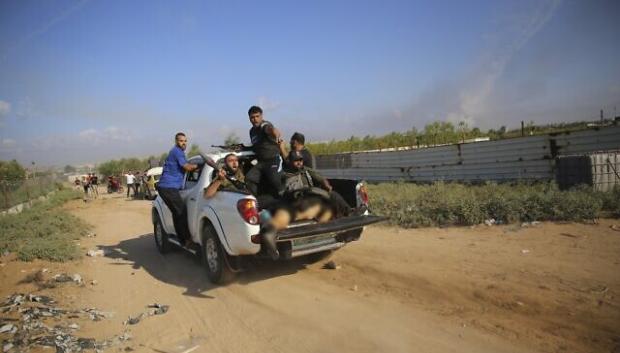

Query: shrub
[368,181,616,228]
[0,189,89,261]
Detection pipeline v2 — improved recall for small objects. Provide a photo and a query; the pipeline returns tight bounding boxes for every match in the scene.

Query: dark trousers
[246,158,282,197]
[329,190,350,218]
[157,186,190,242]
[127,183,133,197]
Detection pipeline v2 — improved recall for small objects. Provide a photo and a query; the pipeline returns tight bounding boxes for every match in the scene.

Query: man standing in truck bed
[245,105,283,197]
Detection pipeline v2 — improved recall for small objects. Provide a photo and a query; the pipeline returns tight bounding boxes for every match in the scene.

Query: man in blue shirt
[157,132,200,247]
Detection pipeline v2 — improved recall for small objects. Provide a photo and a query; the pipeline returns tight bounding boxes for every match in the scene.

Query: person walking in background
[145,170,156,199]
[134,171,143,199]
[124,171,135,198]
[89,173,99,198]
[81,175,90,200]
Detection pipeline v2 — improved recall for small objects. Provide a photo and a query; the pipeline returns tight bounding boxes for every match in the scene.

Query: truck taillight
[358,184,369,206]
[237,199,259,225]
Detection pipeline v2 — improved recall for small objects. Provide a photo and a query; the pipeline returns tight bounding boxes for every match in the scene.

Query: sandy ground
[1,193,620,353]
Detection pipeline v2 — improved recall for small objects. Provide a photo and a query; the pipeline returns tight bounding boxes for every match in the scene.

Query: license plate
[292,233,336,248]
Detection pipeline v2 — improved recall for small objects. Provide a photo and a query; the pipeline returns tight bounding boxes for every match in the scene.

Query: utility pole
[600,109,604,122]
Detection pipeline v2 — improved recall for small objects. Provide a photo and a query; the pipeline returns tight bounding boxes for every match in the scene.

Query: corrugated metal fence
[315,125,620,184]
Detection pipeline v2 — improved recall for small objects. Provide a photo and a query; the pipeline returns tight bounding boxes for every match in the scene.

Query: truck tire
[201,224,234,284]
[153,212,171,254]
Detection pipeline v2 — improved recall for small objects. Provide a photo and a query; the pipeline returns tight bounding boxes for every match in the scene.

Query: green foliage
[0,159,26,181]
[188,143,202,157]
[63,165,76,173]
[1,178,65,210]
[224,133,241,146]
[369,181,611,228]
[595,185,620,217]
[0,189,89,261]
[97,157,150,177]
[306,119,607,155]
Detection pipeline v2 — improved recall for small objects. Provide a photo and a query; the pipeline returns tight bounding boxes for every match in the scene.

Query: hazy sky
[0,0,619,166]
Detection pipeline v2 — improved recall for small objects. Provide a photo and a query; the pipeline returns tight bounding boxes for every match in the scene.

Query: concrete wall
[315,125,620,184]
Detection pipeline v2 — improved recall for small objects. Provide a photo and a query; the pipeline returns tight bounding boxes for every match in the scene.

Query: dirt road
[2,194,620,353]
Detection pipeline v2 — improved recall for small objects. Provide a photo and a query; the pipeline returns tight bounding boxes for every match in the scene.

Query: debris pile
[0,293,128,352]
[52,273,84,285]
[322,261,341,270]
[86,250,106,257]
[123,303,169,326]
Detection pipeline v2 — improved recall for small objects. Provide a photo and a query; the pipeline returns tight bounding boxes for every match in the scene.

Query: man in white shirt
[125,172,135,198]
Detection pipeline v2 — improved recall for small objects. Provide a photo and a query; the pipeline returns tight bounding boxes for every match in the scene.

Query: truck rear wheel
[202,224,234,284]
[153,212,171,254]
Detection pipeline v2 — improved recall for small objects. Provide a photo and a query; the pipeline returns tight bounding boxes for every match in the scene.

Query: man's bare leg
[271,209,292,231]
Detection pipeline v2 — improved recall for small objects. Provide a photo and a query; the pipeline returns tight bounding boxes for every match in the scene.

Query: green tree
[188,144,202,157]
[0,160,26,181]
[224,133,241,146]
[64,165,76,173]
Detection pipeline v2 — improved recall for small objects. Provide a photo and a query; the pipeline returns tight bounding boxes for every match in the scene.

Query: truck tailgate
[277,215,387,240]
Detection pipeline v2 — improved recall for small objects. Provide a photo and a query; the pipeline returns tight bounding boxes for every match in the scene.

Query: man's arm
[174,148,199,172]
[263,123,281,141]
[183,163,199,172]
[277,139,288,160]
[308,169,332,191]
[204,169,226,199]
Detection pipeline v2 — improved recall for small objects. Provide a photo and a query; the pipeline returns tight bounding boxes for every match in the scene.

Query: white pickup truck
[151,150,385,283]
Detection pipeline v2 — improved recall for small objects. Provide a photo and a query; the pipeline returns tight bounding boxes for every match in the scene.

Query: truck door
[180,166,204,241]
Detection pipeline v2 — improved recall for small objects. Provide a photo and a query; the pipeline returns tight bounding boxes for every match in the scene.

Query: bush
[0,189,90,261]
[368,181,615,228]
[599,186,620,217]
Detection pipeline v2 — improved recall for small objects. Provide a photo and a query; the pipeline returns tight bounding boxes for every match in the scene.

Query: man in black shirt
[290,132,313,168]
[89,173,99,198]
[246,105,283,197]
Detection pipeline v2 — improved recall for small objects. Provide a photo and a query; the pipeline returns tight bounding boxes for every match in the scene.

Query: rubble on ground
[0,292,129,352]
[86,249,106,257]
[123,303,169,326]
[322,261,341,270]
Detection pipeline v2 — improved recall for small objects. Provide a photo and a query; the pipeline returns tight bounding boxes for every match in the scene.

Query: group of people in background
[74,173,99,199]
[123,170,157,199]
[73,171,155,200]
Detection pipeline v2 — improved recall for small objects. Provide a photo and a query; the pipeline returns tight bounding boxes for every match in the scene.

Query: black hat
[291,132,305,144]
[288,151,304,162]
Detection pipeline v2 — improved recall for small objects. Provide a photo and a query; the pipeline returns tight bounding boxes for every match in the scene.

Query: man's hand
[324,181,333,192]
[217,168,227,181]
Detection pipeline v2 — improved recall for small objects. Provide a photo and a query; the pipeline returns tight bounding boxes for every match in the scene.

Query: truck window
[184,167,203,189]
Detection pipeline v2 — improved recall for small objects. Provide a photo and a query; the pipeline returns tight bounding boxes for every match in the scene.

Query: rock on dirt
[86,249,106,257]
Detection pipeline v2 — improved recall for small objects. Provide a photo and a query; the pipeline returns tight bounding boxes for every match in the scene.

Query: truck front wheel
[202,224,234,284]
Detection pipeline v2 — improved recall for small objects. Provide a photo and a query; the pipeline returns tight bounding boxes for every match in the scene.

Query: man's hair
[224,153,237,163]
[291,132,305,145]
[248,106,263,116]
[175,132,186,140]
